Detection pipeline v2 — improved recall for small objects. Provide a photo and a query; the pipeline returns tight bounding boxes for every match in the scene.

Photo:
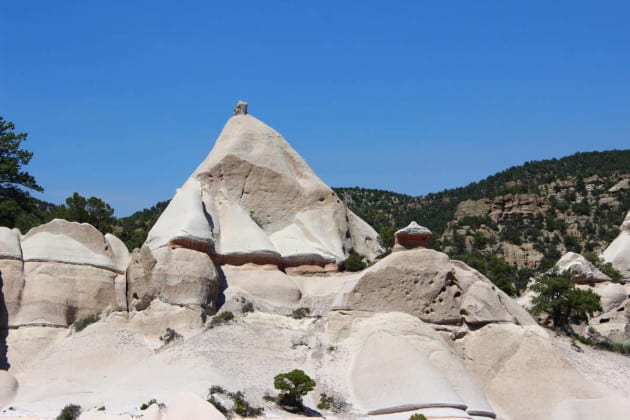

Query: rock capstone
[393,221,432,251]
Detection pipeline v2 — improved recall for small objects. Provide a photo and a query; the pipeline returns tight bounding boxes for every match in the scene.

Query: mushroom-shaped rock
[555,252,611,284]
[393,221,432,251]
[602,211,630,278]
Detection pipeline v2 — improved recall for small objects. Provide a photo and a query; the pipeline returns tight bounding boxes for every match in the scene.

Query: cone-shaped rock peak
[145,102,382,271]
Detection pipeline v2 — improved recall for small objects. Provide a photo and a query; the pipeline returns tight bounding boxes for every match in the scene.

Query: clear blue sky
[2,1,629,216]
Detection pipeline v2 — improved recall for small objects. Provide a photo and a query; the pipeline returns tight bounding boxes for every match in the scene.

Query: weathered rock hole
[438,297,443,303]
[618,307,625,312]
[454,291,462,298]
[599,318,610,324]
[441,287,446,293]
[133,293,139,299]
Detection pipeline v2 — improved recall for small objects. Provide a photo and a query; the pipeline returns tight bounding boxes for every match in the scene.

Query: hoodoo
[139,102,381,271]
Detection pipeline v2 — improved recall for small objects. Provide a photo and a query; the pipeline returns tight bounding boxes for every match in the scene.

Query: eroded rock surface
[1,220,130,327]
[602,210,630,278]
[335,248,534,327]
[143,103,382,273]
[555,252,611,284]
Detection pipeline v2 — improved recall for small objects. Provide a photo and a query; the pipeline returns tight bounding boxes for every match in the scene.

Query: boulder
[453,322,630,419]
[392,221,432,251]
[555,252,611,284]
[334,248,534,327]
[335,311,495,418]
[127,246,219,311]
[602,211,630,278]
[579,283,626,312]
[143,102,382,273]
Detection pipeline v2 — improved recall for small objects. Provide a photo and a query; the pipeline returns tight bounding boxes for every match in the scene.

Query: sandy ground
[551,331,630,399]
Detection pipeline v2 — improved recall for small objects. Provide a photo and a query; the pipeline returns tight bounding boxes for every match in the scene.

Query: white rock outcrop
[334,248,534,327]
[602,210,630,279]
[340,311,495,419]
[142,102,382,272]
[126,246,219,311]
[555,252,611,284]
[0,227,24,326]
[1,220,130,327]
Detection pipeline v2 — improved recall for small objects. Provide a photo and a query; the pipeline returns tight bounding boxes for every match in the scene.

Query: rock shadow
[213,265,228,313]
[0,271,10,370]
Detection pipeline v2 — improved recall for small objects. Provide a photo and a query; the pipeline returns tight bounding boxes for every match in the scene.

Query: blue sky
[1,1,629,216]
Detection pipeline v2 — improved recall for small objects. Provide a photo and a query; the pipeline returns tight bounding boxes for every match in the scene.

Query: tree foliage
[530,271,602,331]
[55,192,115,233]
[341,251,367,272]
[273,369,316,408]
[453,251,517,296]
[0,117,43,228]
[56,404,81,420]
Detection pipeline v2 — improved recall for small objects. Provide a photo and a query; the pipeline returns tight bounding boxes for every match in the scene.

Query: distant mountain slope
[335,150,630,288]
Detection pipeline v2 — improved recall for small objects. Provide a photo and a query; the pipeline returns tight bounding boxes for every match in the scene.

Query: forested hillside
[336,150,630,293]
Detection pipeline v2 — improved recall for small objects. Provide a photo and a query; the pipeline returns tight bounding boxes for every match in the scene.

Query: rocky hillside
[335,150,630,277]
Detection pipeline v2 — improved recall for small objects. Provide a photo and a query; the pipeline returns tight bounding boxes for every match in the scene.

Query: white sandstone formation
[334,248,534,327]
[339,311,495,419]
[0,220,130,327]
[555,251,611,284]
[5,233,630,419]
[0,370,18,409]
[142,102,381,272]
[126,246,219,311]
[0,228,24,326]
[602,210,630,279]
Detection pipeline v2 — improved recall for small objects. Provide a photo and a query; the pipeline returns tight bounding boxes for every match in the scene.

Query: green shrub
[317,393,347,412]
[159,328,182,344]
[409,414,427,420]
[341,251,367,272]
[209,385,227,395]
[232,392,264,417]
[208,311,235,328]
[291,307,311,319]
[242,301,255,313]
[139,399,157,410]
[274,369,316,409]
[207,395,229,417]
[207,386,263,418]
[73,314,99,332]
[56,404,81,420]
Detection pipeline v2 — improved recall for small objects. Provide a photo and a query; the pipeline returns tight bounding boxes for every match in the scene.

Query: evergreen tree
[0,117,43,228]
